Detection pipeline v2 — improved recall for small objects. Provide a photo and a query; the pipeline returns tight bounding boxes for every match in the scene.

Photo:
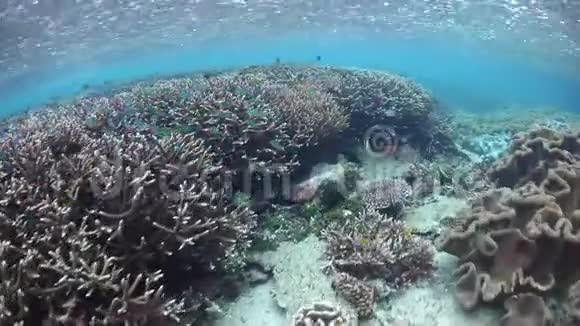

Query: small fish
[316,55,322,62]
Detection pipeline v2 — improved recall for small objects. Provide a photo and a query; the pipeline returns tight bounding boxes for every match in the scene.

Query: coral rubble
[437,128,580,323]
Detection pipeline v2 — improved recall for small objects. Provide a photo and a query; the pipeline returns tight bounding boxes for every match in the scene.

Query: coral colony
[0,64,443,325]
[1,63,577,325]
[437,128,580,325]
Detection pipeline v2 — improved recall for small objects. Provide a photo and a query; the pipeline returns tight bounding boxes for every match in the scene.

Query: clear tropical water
[1,1,580,326]
[1,0,580,116]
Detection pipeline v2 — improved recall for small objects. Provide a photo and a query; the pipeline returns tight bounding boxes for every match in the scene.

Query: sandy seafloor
[210,197,500,326]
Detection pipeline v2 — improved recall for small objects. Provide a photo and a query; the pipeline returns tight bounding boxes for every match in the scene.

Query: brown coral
[325,209,433,285]
[500,294,553,326]
[358,178,413,217]
[0,106,256,324]
[438,128,580,321]
[325,209,433,318]
[0,63,449,323]
[262,82,349,145]
[332,273,375,319]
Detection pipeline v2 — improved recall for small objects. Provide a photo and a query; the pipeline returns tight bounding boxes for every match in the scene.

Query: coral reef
[0,63,456,324]
[437,128,580,323]
[568,280,580,321]
[324,209,434,317]
[293,301,355,326]
[332,273,375,319]
[326,209,433,285]
[250,235,358,321]
[0,104,256,324]
[262,82,350,145]
[239,64,455,158]
[358,178,413,217]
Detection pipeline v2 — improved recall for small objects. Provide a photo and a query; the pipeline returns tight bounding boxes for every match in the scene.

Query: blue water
[1,33,579,118]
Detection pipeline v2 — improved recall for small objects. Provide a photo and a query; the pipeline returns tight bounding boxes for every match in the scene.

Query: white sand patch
[213,281,286,326]
[214,235,357,325]
[213,234,502,326]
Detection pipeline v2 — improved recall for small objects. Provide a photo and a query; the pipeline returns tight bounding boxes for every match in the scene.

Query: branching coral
[324,209,433,317]
[237,64,453,157]
[438,128,580,323]
[0,106,256,324]
[331,273,375,319]
[326,209,433,285]
[115,72,349,200]
[0,63,450,323]
[262,82,349,145]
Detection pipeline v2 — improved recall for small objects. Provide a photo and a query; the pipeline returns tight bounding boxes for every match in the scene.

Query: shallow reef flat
[0,63,579,325]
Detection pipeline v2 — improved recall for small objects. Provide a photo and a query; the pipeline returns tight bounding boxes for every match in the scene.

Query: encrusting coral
[437,128,580,324]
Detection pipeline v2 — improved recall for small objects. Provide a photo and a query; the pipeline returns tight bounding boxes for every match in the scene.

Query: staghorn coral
[237,64,453,157]
[0,106,256,324]
[262,82,349,145]
[438,128,580,322]
[324,209,433,317]
[120,72,349,201]
[237,64,435,123]
[325,209,433,286]
[44,64,446,202]
[0,64,449,323]
[293,301,355,326]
